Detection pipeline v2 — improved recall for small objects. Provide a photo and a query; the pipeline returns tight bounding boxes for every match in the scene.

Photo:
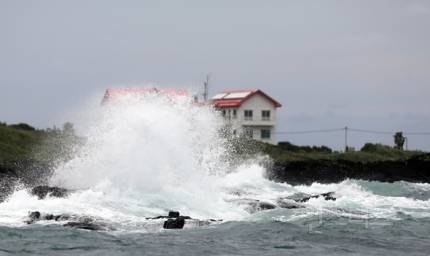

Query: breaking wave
[1,90,429,231]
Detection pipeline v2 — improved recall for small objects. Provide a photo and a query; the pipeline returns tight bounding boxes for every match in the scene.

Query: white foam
[1,90,429,230]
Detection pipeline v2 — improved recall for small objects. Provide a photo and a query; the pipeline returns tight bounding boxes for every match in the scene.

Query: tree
[393,132,405,150]
[63,122,75,136]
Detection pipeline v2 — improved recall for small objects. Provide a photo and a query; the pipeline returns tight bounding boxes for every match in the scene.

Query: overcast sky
[1,0,429,150]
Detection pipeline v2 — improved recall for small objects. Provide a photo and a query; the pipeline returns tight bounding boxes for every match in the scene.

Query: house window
[244,110,253,121]
[222,110,226,117]
[261,129,271,139]
[244,128,253,138]
[262,110,271,121]
[232,109,237,119]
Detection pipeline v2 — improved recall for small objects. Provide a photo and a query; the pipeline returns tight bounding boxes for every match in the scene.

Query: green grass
[0,125,45,161]
[0,123,81,164]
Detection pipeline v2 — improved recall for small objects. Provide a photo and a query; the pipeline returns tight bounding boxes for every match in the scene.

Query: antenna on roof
[203,73,210,102]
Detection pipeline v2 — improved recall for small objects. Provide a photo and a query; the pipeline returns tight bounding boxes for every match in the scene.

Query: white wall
[237,94,278,144]
[238,94,277,125]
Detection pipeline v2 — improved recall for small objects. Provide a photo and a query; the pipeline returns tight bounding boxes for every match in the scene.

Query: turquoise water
[2,95,429,255]
[1,180,430,256]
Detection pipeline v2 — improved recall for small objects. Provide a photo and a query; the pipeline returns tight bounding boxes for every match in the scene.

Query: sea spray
[47,90,250,220]
[1,90,430,231]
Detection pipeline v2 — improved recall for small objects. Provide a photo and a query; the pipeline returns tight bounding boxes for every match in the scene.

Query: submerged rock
[63,222,103,231]
[228,192,336,212]
[31,186,69,199]
[256,201,277,211]
[285,192,337,203]
[64,219,111,231]
[276,199,305,209]
[25,211,112,231]
[231,199,277,213]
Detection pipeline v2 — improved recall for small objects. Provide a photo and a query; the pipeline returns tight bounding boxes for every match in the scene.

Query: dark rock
[321,192,336,201]
[232,199,277,213]
[26,211,41,224]
[44,214,55,220]
[31,186,69,199]
[209,219,223,222]
[168,211,180,218]
[55,214,71,221]
[286,192,337,203]
[163,217,186,229]
[267,155,430,185]
[285,192,312,202]
[64,221,105,231]
[25,212,73,224]
[276,199,305,209]
[24,211,112,231]
[149,211,191,220]
[257,201,277,211]
[149,216,165,220]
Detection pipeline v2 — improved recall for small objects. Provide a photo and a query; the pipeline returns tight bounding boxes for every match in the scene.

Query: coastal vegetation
[0,122,428,188]
[0,122,81,164]
[262,141,425,164]
[1,121,427,165]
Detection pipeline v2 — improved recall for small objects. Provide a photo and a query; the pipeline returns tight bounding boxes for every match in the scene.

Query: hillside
[0,123,80,164]
[0,123,44,162]
[261,141,425,163]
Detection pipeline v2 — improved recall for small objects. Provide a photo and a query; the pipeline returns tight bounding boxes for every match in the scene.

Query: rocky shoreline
[1,153,430,202]
[21,185,337,231]
[267,153,430,185]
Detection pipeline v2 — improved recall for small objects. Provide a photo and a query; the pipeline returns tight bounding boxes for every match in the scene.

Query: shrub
[8,123,36,131]
[277,141,332,153]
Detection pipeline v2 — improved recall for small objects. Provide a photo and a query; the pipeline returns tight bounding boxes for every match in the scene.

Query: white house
[211,89,282,144]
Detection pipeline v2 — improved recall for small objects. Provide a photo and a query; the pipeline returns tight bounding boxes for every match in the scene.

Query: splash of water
[46,91,252,219]
[1,89,430,230]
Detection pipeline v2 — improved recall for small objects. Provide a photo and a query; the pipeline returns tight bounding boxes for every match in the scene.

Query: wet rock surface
[231,192,337,213]
[286,192,337,203]
[24,211,218,231]
[267,154,430,185]
[31,186,69,199]
[163,217,186,229]
[231,199,277,214]
[25,211,113,231]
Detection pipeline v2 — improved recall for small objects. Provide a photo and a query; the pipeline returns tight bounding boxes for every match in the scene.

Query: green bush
[8,123,36,131]
[277,141,332,153]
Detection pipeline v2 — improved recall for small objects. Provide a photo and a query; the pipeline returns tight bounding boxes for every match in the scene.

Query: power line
[349,128,393,135]
[274,128,344,134]
[275,127,430,136]
[274,126,430,151]
[404,132,430,136]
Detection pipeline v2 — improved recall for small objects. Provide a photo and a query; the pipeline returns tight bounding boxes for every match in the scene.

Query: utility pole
[203,74,210,102]
[344,126,348,152]
[405,137,408,151]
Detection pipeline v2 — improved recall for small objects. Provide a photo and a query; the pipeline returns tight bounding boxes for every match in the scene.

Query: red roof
[211,89,282,108]
[102,87,189,104]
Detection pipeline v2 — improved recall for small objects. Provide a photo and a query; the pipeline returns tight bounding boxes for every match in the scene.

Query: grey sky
[1,0,429,150]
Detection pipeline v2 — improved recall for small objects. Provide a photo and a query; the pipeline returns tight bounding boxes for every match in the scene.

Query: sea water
[0,91,429,255]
